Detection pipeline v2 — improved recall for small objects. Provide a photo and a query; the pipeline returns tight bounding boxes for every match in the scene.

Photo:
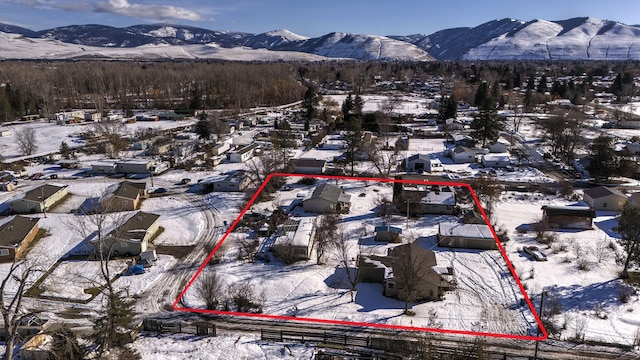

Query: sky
[1,0,639,37]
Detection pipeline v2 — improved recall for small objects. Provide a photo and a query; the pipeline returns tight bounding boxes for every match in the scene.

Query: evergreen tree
[92,290,137,357]
[341,94,354,119]
[438,94,457,121]
[59,141,73,159]
[194,113,212,141]
[491,80,500,101]
[343,116,363,176]
[188,85,203,110]
[353,94,365,115]
[537,75,548,93]
[588,135,619,181]
[471,97,503,147]
[473,82,489,107]
[302,85,320,120]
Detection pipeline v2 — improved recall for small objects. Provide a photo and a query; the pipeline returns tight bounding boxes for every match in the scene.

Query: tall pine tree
[471,97,503,147]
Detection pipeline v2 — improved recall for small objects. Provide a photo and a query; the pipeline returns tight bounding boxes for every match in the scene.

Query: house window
[603,202,607,208]
[0,249,9,256]
[387,282,395,289]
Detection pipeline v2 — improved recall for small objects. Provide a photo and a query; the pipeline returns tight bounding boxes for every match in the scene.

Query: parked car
[523,246,547,261]
[153,187,167,194]
[180,178,192,185]
[29,173,43,180]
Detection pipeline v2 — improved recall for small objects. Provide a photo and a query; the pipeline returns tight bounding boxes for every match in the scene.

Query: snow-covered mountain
[394,17,640,60]
[463,17,640,60]
[273,32,435,61]
[0,31,327,61]
[1,17,639,61]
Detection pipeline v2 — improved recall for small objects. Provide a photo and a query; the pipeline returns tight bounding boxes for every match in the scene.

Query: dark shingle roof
[583,186,626,200]
[111,211,160,242]
[22,184,67,202]
[113,181,146,200]
[542,205,596,218]
[0,216,39,248]
[310,183,344,204]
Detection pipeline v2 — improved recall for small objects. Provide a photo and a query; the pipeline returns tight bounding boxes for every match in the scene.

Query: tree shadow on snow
[324,267,355,290]
[354,283,405,312]
[594,217,621,239]
[545,280,635,312]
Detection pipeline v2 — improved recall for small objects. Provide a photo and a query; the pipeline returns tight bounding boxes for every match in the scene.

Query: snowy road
[136,192,222,314]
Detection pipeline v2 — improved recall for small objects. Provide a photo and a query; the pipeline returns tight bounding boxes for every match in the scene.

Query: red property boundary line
[173,173,548,341]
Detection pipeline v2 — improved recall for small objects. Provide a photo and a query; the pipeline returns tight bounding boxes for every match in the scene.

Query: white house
[228,143,258,163]
[488,138,510,153]
[450,146,477,163]
[290,158,327,174]
[481,153,511,168]
[405,154,443,173]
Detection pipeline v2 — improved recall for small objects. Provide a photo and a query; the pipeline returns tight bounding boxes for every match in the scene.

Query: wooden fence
[142,318,216,337]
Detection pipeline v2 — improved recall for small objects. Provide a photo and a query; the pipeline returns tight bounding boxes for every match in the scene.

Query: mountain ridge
[1,17,640,61]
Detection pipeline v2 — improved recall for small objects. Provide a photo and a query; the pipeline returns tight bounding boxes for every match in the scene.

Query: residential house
[272,217,316,261]
[437,222,497,250]
[290,158,327,174]
[397,184,456,215]
[211,142,231,156]
[451,133,476,148]
[303,183,351,214]
[91,162,117,175]
[405,154,443,173]
[93,211,160,257]
[542,205,595,230]
[374,225,402,243]
[100,181,148,212]
[0,128,12,137]
[357,243,452,302]
[450,146,477,163]
[481,153,511,168]
[488,139,510,153]
[0,216,40,261]
[583,186,627,212]
[203,170,250,192]
[115,159,154,174]
[11,184,68,214]
[228,143,258,163]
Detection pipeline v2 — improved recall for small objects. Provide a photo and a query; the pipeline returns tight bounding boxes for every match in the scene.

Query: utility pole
[534,289,546,359]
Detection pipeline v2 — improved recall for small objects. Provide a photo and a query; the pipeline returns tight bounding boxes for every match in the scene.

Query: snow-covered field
[494,194,640,346]
[181,179,538,337]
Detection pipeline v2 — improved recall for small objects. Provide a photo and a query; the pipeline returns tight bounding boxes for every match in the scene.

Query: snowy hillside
[275,32,435,61]
[0,31,327,61]
[463,18,640,60]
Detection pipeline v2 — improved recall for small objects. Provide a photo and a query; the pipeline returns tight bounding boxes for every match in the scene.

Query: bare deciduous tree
[197,271,224,310]
[391,244,433,315]
[14,127,37,155]
[1,260,43,360]
[333,227,357,302]
[314,212,339,264]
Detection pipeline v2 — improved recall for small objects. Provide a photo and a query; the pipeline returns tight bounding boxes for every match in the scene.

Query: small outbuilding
[374,226,403,243]
[583,186,627,212]
[542,205,595,230]
[437,223,497,250]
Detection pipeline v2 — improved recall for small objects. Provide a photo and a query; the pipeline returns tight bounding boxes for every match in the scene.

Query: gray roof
[110,211,160,242]
[439,223,494,239]
[542,205,596,218]
[583,186,626,200]
[309,183,350,204]
[291,158,326,168]
[21,184,67,202]
[453,146,473,154]
[0,216,39,248]
[113,181,146,200]
[407,154,430,162]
